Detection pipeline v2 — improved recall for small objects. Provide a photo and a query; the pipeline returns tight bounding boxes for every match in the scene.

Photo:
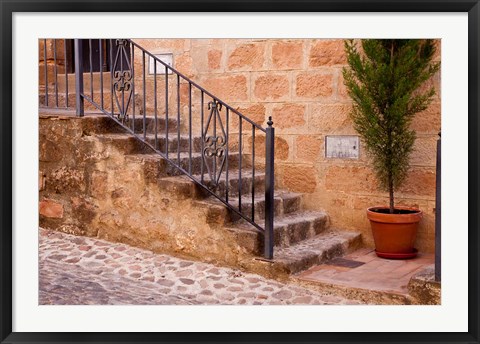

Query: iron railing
[39,38,275,259]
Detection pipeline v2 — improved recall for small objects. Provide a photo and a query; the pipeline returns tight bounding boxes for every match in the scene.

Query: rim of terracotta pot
[366,206,423,224]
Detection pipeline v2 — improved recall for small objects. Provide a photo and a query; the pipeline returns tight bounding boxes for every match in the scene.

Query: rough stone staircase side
[79,111,363,277]
[39,62,363,278]
[39,72,150,120]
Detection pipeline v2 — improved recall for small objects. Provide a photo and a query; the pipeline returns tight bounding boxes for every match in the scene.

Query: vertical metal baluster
[110,39,114,115]
[142,51,146,140]
[165,65,169,159]
[89,39,93,100]
[188,82,192,174]
[225,108,229,203]
[200,91,204,183]
[435,132,441,282]
[265,116,275,260]
[213,100,217,182]
[154,59,158,150]
[43,39,48,106]
[131,43,135,133]
[238,118,242,213]
[64,39,68,108]
[120,42,124,118]
[99,39,103,110]
[53,39,58,107]
[177,74,181,165]
[74,39,84,116]
[251,125,255,222]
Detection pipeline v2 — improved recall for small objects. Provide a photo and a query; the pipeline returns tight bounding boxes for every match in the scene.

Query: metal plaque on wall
[148,53,173,75]
[325,135,360,159]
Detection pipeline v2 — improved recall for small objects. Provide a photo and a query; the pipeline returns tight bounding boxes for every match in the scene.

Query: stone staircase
[62,110,363,278]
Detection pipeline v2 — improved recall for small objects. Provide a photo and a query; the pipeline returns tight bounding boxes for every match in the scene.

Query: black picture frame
[1,1,479,343]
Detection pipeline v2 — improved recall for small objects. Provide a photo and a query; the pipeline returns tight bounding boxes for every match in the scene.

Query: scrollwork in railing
[113,70,132,92]
[204,136,226,158]
[203,100,227,187]
[112,39,133,124]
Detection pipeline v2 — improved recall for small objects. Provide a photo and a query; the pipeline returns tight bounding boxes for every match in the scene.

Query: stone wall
[39,39,68,86]
[39,114,260,268]
[131,38,441,252]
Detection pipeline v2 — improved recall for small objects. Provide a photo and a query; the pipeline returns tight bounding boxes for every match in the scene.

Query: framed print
[1,1,479,343]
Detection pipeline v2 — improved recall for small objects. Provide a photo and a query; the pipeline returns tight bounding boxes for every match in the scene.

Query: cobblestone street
[39,228,363,305]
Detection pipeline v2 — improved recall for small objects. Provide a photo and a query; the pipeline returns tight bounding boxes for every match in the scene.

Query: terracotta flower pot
[366,206,423,259]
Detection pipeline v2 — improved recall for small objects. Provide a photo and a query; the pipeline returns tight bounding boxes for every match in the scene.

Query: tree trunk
[389,177,395,214]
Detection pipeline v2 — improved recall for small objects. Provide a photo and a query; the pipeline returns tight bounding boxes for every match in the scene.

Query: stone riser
[228,192,302,222]
[227,211,329,254]
[72,114,179,136]
[107,117,180,135]
[204,170,264,199]
[51,72,113,93]
[275,232,363,275]
[157,170,266,203]
[39,93,144,115]
[143,135,203,154]
[98,132,239,161]
[125,152,260,197]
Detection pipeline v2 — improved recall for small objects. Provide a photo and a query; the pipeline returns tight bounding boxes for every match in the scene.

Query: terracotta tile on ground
[297,249,434,296]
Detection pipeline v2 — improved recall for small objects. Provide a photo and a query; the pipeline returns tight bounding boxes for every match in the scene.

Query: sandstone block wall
[130,38,441,252]
[38,115,259,267]
[38,38,441,253]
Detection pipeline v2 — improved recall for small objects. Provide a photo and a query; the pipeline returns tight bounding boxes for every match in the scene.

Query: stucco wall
[131,38,441,253]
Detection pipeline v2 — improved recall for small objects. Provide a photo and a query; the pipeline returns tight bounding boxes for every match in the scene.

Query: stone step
[197,168,264,199]
[228,191,303,222]
[98,133,206,156]
[192,190,302,227]
[40,92,143,114]
[108,116,180,135]
[226,210,330,253]
[200,187,302,222]
[157,168,265,202]
[126,151,255,184]
[38,89,122,114]
[53,72,113,93]
[272,231,363,275]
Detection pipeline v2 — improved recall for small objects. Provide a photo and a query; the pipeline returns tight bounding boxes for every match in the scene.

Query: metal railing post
[435,132,441,282]
[264,116,275,259]
[74,39,84,117]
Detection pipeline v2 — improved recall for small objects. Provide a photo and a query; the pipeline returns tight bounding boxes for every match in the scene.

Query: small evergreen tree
[343,39,440,213]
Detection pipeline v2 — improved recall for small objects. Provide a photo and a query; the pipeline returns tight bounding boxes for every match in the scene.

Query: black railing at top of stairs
[39,38,275,259]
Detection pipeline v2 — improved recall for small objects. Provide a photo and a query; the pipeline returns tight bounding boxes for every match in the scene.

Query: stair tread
[125,150,242,161]
[39,109,105,117]
[98,132,202,140]
[226,210,327,231]
[274,230,361,262]
[195,188,302,206]
[159,167,264,180]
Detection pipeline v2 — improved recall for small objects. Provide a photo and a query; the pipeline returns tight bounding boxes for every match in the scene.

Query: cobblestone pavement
[39,228,364,305]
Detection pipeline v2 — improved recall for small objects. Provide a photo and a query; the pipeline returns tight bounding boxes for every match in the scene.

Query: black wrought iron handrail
[39,38,275,259]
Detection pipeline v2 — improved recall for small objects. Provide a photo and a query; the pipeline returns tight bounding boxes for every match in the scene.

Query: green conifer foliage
[343,39,440,213]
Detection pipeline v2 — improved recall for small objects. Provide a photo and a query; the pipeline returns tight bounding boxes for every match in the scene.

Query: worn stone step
[39,94,181,134]
[229,191,303,222]
[52,72,113,93]
[211,191,303,224]
[97,132,204,156]
[197,168,264,199]
[157,168,266,203]
[39,92,144,114]
[110,116,180,135]
[226,210,330,254]
[192,190,303,229]
[126,151,250,183]
[273,231,363,275]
